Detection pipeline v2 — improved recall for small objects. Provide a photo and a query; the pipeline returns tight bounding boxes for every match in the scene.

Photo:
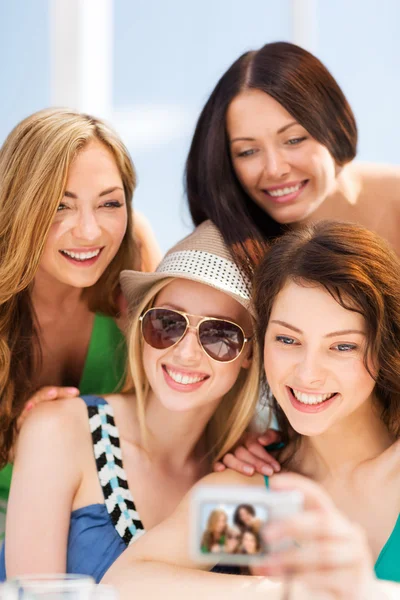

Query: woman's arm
[102,470,394,600]
[5,400,83,576]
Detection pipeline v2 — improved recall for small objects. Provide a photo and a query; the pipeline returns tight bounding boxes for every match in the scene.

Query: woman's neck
[32,271,87,320]
[141,390,221,472]
[301,162,363,226]
[291,399,394,483]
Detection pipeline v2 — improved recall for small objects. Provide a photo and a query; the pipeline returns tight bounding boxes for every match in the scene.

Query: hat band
[156,250,251,300]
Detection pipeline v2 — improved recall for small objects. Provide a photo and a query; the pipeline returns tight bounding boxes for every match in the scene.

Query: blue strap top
[263,475,400,582]
[0,395,146,583]
[67,395,146,581]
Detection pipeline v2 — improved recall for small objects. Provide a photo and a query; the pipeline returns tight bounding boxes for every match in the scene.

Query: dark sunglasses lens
[141,309,187,349]
[199,320,245,362]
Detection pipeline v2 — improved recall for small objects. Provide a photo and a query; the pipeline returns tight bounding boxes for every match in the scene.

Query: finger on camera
[263,510,350,544]
[222,452,255,475]
[269,472,339,514]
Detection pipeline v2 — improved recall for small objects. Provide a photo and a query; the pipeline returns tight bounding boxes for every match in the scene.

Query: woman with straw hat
[1,221,260,582]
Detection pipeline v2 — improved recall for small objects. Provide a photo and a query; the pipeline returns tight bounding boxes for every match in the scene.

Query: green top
[263,475,400,583]
[0,314,126,503]
[79,313,126,396]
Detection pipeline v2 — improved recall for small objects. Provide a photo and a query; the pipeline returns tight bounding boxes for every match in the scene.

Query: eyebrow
[230,121,299,144]
[270,320,365,338]
[64,186,124,199]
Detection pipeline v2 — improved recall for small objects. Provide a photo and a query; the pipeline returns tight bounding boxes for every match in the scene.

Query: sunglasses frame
[139,307,253,363]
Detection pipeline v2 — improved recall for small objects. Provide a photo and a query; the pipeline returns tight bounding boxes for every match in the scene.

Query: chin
[289,421,329,437]
[270,206,312,225]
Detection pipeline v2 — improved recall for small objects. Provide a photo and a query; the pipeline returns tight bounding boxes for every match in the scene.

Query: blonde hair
[124,278,260,464]
[0,108,137,465]
[201,509,229,551]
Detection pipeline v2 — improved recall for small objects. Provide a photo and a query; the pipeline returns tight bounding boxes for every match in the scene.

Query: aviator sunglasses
[139,307,253,363]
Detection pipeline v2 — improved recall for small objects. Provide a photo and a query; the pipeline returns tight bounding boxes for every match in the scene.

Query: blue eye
[276,335,296,345]
[286,137,307,146]
[334,343,357,352]
[102,201,123,208]
[237,149,256,158]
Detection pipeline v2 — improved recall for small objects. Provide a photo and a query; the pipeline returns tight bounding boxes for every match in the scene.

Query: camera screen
[198,501,268,557]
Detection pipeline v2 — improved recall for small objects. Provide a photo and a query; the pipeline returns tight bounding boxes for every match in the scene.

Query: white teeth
[292,388,335,405]
[61,249,101,261]
[165,367,206,385]
[267,183,302,197]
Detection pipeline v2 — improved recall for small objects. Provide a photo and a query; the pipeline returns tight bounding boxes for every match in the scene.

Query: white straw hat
[120,220,254,316]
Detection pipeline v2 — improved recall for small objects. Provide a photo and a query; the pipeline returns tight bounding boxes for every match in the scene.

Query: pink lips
[287,386,338,414]
[262,180,308,204]
[162,365,209,393]
[59,247,104,267]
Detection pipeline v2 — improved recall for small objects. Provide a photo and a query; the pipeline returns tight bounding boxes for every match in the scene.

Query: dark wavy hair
[233,503,256,531]
[186,42,357,275]
[253,221,400,465]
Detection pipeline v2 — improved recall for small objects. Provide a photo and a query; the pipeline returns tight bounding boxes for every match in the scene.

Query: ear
[241,345,253,370]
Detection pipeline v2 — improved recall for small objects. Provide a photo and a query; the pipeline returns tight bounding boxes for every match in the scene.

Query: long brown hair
[186,42,357,275]
[201,509,228,551]
[253,221,400,461]
[0,108,137,465]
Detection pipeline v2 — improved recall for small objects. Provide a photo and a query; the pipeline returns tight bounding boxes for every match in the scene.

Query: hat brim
[120,269,254,317]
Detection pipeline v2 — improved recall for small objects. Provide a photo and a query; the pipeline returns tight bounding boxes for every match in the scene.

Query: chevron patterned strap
[87,402,145,546]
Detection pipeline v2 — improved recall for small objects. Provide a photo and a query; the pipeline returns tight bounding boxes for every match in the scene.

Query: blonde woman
[200,510,229,553]
[1,221,260,582]
[0,107,161,526]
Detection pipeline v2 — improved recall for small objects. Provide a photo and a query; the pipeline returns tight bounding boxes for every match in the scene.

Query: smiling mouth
[163,365,209,386]
[59,248,103,262]
[264,180,308,198]
[290,387,337,406]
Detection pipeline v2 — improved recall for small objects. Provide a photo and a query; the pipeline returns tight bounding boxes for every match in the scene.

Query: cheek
[310,148,336,182]
[263,345,289,382]
[39,224,62,264]
[344,360,376,397]
[232,159,260,188]
[109,210,128,242]
[142,344,158,382]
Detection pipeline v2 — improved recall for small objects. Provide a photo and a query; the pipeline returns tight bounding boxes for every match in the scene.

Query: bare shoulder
[16,396,89,457]
[354,162,400,196]
[195,469,265,488]
[375,440,400,497]
[132,210,162,272]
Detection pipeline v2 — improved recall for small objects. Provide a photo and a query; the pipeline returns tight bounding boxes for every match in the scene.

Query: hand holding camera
[191,472,378,599]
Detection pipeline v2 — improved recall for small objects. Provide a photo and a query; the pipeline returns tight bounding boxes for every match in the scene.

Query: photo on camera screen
[199,501,267,558]
[190,485,303,566]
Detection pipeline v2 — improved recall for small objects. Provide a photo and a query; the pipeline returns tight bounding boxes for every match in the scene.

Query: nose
[263,147,290,180]
[72,208,102,241]
[293,348,327,388]
[172,326,203,364]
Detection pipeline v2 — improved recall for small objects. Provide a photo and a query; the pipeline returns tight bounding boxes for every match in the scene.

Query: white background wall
[0,0,399,251]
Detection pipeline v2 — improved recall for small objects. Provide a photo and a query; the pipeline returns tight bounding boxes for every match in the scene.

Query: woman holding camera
[103,221,400,599]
